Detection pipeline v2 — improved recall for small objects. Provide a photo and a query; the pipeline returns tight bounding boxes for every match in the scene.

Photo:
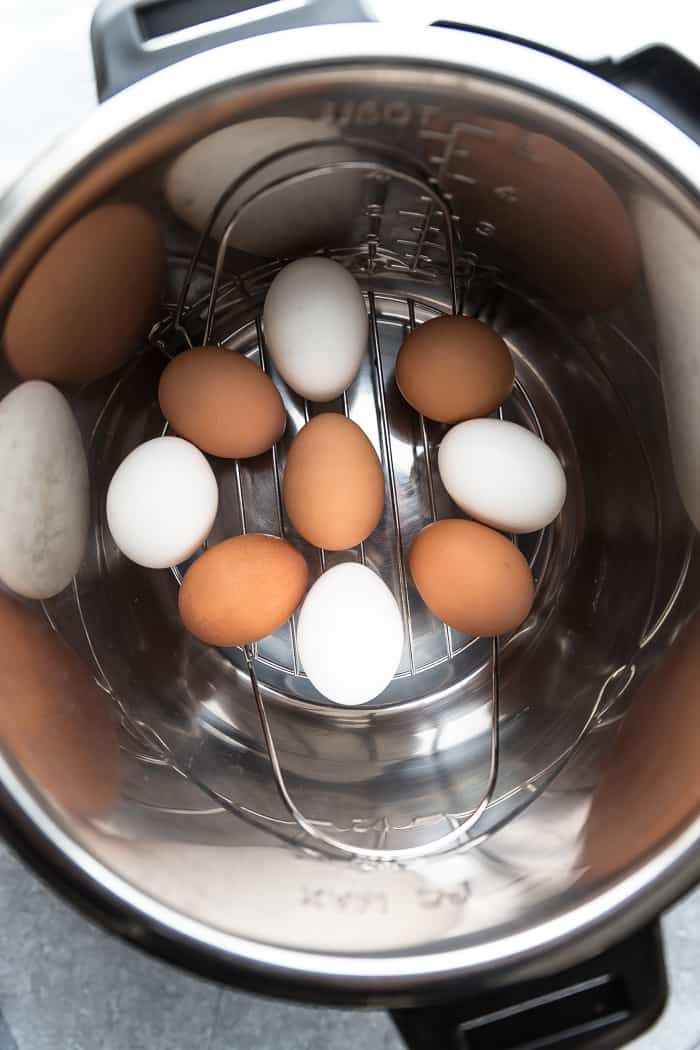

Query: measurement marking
[450,172,477,185]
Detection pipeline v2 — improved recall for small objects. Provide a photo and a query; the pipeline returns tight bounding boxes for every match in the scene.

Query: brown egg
[583,612,700,878]
[396,316,514,424]
[409,519,534,637]
[0,593,120,817]
[416,113,639,313]
[4,204,164,384]
[159,346,286,458]
[283,413,384,550]
[179,533,308,646]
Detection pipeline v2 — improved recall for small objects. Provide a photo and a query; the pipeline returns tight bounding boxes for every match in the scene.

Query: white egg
[107,437,218,569]
[0,381,88,599]
[297,563,404,706]
[164,117,363,258]
[438,418,567,534]
[263,258,368,402]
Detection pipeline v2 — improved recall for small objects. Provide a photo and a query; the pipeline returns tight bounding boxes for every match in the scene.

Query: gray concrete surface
[2,3,700,1048]
[0,840,399,1050]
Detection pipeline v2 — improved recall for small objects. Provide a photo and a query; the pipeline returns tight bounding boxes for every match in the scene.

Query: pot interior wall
[1,54,699,972]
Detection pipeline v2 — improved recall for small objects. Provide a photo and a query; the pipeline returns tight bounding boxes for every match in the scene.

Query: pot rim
[1,22,699,1000]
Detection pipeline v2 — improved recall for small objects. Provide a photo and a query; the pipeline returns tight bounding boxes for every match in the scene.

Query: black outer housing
[4,2,695,1046]
[91,0,371,100]
[392,924,667,1050]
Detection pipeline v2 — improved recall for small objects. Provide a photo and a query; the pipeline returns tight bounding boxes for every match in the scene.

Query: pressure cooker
[1,2,700,1047]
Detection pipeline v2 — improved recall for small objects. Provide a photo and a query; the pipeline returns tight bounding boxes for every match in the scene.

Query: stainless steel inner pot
[1,22,700,1002]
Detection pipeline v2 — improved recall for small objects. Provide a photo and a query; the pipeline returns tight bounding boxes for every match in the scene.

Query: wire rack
[142,137,536,861]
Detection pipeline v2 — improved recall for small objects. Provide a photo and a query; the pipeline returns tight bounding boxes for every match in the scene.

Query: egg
[107,437,218,569]
[438,419,567,534]
[159,346,285,458]
[582,612,700,878]
[0,592,120,817]
[164,117,363,258]
[263,258,368,401]
[409,519,534,637]
[179,533,308,646]
[4,204,164,384]
[416,114,639,313]
[297,563,404,705]
[0,381,89,599]
[283,414,384,550]
[395,315,514,424]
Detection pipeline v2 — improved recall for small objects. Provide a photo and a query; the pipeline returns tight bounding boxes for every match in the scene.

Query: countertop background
[2,3,700,1048]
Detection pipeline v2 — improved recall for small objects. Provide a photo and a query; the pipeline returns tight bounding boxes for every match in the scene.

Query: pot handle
[434,20,700,145]
[391,922,666,1050]
[604,45,700,144]
[90,0,371,102]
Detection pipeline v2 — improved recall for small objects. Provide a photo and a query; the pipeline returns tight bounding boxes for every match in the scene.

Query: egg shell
[263,258,368,402]
[297,563,404,706]
[395,315,514,424]
[416,114,639,313]
[0,381,89,599]
[438,418,567,534]
[179,534,308,647]
[582,612,700,877]
[283,414,384,550]
[107,436,218,569]
[159,346,286,458]
[4,204,164,384]
[0,592,120,817]
[409,519,534,637]
[164,117,363,258]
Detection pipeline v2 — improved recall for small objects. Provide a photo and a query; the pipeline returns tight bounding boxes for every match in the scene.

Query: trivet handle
[391,922,666,1050]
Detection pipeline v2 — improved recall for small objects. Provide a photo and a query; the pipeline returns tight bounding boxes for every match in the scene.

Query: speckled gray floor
[3,4,700,1049]
[2,841,700,1050]
[0,846,400,1050]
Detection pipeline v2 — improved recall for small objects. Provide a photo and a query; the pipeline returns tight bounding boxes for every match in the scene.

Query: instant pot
[2,2,700,1047]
